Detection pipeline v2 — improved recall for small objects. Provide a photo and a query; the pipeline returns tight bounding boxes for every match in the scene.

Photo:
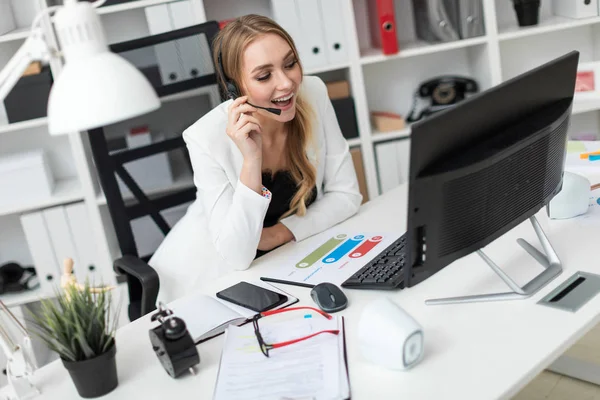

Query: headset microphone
[246,102,282,115]
[218,39,282,116]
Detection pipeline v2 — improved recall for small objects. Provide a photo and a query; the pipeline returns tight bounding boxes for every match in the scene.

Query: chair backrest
[88,21,220,320]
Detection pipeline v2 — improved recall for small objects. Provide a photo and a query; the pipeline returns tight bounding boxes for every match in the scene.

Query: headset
[0,263,38,295]
[217,38,282,116]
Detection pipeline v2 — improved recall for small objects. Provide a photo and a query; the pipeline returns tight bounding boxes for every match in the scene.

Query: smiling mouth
[271,93,294,107]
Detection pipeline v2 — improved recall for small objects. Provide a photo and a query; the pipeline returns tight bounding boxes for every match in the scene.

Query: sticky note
[580,151,600,159]
[568,141,587,153]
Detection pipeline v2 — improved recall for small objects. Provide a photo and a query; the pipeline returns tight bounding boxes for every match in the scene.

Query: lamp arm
[0,28,51,103]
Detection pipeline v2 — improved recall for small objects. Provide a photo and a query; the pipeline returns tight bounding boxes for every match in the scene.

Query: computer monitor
[405,51,579,303]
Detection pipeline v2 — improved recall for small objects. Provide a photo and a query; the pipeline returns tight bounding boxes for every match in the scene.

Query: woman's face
[240,33,302,123]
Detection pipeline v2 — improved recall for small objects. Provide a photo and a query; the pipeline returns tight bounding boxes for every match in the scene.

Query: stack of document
[213,313,349,400]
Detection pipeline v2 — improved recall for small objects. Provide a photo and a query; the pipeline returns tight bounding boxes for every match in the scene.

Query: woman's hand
[258,223,295,251]
[226,96,262,162]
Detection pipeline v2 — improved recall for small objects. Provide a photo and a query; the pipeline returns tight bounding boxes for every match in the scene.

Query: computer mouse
[310,282,348,313]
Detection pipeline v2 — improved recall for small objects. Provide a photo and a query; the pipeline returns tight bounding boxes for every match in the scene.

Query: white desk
[27,176,600,400]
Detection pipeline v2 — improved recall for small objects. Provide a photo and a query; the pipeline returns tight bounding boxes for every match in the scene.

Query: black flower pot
[513,0,541,27]
[62,341,118,398]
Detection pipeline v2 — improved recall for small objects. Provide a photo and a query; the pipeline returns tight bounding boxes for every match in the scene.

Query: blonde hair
[213,14,317,218]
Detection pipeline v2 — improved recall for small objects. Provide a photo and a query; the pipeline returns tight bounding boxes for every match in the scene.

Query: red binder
[368,0,399,55]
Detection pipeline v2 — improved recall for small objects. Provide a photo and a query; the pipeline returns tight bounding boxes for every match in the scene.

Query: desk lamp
[0,0,160,135]
[0,301,39,400]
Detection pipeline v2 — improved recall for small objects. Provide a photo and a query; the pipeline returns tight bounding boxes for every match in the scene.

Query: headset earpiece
[217,36,282,115]
[225,81,239,100]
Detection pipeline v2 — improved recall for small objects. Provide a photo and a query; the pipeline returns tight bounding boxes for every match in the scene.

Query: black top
[256,170,317,258]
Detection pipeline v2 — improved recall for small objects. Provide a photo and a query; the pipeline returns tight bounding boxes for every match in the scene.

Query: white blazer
[149,75,362,303]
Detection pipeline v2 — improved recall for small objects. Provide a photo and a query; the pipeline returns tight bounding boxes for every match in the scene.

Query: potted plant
[29,280,120,398]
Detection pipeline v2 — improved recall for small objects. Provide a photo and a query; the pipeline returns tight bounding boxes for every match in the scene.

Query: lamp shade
[48,53,160,135]
[47,0,160,135]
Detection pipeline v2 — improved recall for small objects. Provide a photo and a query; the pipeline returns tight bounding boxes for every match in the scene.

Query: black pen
[260,277,315,288]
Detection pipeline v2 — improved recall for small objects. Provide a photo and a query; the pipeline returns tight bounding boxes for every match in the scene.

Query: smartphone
[216,281,288,313]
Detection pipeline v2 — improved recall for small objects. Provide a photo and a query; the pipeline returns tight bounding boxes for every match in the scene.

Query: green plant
[29,283,120,362]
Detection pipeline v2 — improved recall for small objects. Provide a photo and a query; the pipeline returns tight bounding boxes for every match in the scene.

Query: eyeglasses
[252,307,340,358]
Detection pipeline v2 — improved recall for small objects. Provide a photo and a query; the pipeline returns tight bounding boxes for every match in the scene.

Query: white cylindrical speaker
[358,297,424,370]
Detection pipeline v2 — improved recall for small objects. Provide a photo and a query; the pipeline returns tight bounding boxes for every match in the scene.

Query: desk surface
[29,177,600,400]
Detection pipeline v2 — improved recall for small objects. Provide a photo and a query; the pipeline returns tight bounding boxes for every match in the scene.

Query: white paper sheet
[267,230,403,286]
[213,315,348,400]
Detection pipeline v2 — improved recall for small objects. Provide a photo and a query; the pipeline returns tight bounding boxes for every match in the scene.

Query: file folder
[319,0,349,65]
[456,0,485,39]
[368,0,399,55]
[294,0,328,68]
[42,207,79,277]
[20,211,60,295]
[64,203,115,287]
[144,4,186,85]
[168,0,214,79]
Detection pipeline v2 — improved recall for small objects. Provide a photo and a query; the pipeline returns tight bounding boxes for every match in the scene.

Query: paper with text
[213,315,348,400]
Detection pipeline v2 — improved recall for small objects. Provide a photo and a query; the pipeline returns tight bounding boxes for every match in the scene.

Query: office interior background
[1,0,600,398]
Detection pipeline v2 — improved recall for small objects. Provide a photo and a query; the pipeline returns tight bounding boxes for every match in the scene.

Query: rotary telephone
[406,76,478,122]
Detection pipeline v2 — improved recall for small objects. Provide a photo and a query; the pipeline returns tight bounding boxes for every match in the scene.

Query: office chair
[88,21,220,321]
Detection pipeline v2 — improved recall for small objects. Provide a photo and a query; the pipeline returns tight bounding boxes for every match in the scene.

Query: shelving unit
[0,27,31,43]
[0,117,47,135]
[0,177,83,218]
[498,15,600,41]
[96,0,177,14]
[0,0,598,311]
[360,36,489,65]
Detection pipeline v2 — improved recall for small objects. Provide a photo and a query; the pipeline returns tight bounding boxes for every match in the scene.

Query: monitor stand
[425,216,562,305]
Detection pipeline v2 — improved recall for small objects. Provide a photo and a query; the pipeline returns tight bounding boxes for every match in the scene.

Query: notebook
[213,312,350,400]
[167,280,298,343]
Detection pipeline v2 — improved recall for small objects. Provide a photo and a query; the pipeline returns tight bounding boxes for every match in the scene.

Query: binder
[396,139,411,185]
[272,0,303,43]
[294,0,328,69]
[168,0,214,79]
[319,0,349,65]
[42,207,79,277]
[456,0,485,39]
[64,203,114,286]
[144,4,186,85]
[412,0,461,43]
[20,211,61,295]
[272,0,305,66]
[375,141,402,193]
[368,0,399,55]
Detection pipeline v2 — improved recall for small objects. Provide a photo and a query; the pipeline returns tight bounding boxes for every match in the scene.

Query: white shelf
[573,98,600,115]
[97,0,177,15]
[0,117,48,135]
[0,27,30,44]
[347,138,361,147]
[360,36,488,66]
[0,177,83,218]
[160,85,217,103]
[305,62,352,75]
[498,16,600,41]
[0,287,54,308]
[96,169,195,205]
[372,128,411,143]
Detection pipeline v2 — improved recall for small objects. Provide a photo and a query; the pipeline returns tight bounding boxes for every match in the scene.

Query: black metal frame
[88,21,220,321]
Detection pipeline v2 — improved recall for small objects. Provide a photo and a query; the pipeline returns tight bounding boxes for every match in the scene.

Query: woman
[149,14,362,302]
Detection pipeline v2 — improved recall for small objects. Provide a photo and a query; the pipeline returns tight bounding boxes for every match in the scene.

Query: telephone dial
[406,76,478,122]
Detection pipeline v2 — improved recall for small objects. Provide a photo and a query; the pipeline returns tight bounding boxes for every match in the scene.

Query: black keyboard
[341,234,407,289]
